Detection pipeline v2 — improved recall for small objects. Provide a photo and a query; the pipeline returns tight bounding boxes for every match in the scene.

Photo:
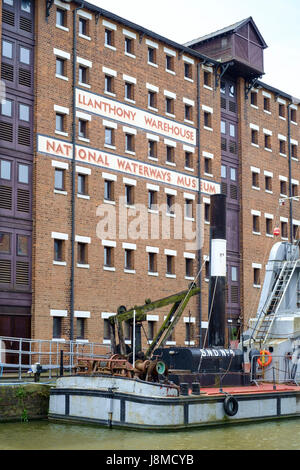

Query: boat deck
[202,383,300,396]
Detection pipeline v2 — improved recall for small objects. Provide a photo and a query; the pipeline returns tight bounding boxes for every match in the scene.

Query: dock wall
[0,385,50,423]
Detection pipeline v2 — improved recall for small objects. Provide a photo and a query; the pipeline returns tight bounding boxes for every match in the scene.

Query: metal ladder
[251,260,299,344]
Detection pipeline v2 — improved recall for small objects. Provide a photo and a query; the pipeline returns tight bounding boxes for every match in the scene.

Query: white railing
[0,336,112,381]
[250,354,300,386]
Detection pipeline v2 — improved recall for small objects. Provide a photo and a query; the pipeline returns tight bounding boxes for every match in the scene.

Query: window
[279,140,286,155]
[2,40,13,59]
[264,97,270,112]
[281,221,288,239]
[105,29,114,47]
[252,172,259,189]
[53,317,62,339]
[185,258,193,278]
[292,144,298,159]
[79,65,88,85]
[124,249,134,270]
[78,119,87,139]
[56,57,65,77]
[204,158,212,175]
[166,97,174,115]
[105,75,114,94]
[76,318,85,340]
[253,215,260,233]
[78,242,87,265]
[20,47,30,65]
[166,146,174,164]
[204,112,212,129]
[253,268,261,286]
[148,91,157,109]
[221,165,227,179]
[104,319,111,340]
[56,8,66,28]
[148,140,157,159]
[293,224,299,241]
[229,84,235,98]
[78,174,87,195]
[124,321,131,341]
[18,164,29,184]
[166,255,175,275]
[1,99,13,118]
[54,239,63,262]
[104,246,114,268]
[56,113,64,132]
[125,37,134,55]
[105,127,114,147]
[264,134,271,150]
[280,180,287,196]
[250,92,257,107]
[148,321,155,341]
[0,232,11,254]
[204,203,210,223]
[125,133,134,153]
[251,129,258,145]
[148,252,157,273]
[184,63,192,80]
[185,104,193,122]
[54,169,64,191]
[265,175,272,192]
[185,152,193,169]
[292,183,299,197]
[125,184,134,206]
[185,199,193,219]
[166,55,174,72]
[148,190,157,210]
[79,18,88,36]
[16,235,28,258]
[148,47,156,65]
[125,82,134,101]
[19,104,29,122]
[266,218,273,236]
[203,71,212,88]
[279,103,285,118]
[0,159,11,180]
[205,260,210,280]
[291,108,297,123]
[104,180,114,202]
[166,194,175,215]
[21,0,31,13]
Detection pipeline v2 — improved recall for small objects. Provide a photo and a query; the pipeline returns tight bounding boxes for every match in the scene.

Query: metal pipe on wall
[70,2,84,341]
[197,62,203,348]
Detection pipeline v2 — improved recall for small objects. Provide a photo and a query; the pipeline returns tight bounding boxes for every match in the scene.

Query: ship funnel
[207,193,227,348]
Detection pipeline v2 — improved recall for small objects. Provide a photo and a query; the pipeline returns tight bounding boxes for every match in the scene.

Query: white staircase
[251,260,299,344]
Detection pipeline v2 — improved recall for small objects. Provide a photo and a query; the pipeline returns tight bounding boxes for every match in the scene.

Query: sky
[86,0,300,99]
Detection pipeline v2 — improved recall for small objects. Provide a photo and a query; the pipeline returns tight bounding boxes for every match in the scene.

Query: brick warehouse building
[0,0,299,351]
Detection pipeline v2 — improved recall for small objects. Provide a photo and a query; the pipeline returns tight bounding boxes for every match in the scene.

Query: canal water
[0,419,299,450]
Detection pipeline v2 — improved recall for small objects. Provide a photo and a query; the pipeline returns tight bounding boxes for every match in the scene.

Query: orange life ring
[258,350,272,368]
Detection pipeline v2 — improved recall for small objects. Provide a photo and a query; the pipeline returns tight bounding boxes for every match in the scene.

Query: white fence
[0,336,111,380]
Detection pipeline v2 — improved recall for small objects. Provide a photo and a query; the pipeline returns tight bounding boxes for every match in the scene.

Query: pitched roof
[185,17,267,49]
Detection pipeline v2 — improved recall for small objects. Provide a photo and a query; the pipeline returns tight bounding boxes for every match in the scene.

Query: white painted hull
[49,376,300,430]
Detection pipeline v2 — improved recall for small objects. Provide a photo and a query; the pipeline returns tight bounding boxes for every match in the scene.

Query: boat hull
[49,376,300,430]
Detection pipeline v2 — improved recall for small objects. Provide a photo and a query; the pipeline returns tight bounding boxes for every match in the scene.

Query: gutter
[197,62,203,348]
[70,2,85,341]
[287,102,293,243]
